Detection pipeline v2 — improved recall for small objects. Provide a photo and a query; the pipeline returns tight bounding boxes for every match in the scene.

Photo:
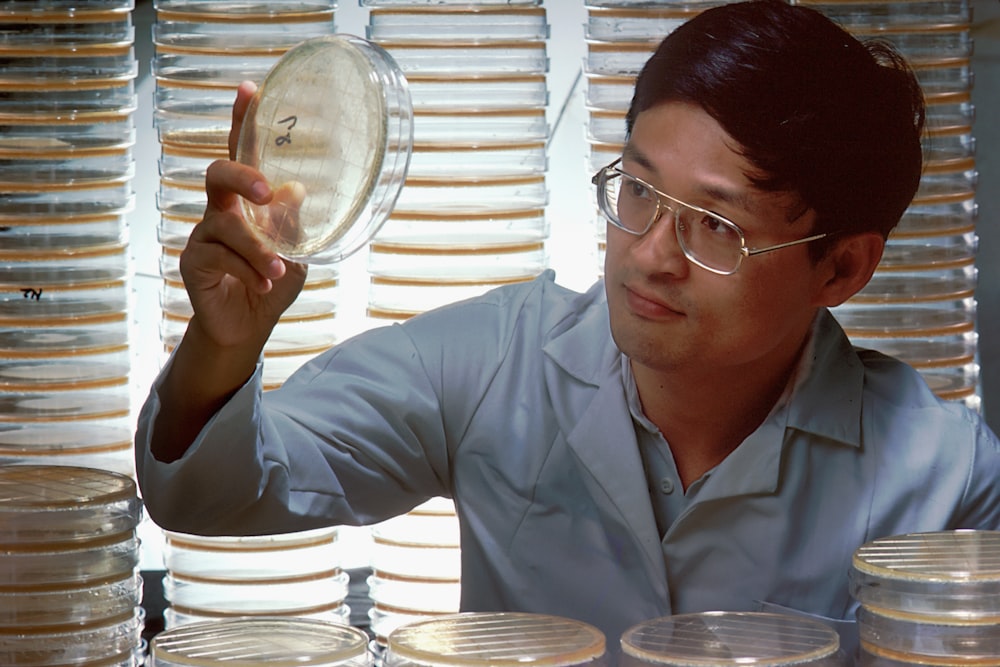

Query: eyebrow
[621,143,760,218]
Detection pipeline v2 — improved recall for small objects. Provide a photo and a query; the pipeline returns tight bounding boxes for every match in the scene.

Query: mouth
[624,284,685,320]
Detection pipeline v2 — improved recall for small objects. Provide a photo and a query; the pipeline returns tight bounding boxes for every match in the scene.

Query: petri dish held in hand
[236,35,413,264]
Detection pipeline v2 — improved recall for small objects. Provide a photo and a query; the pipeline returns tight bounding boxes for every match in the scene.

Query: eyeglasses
[592,159,830,275]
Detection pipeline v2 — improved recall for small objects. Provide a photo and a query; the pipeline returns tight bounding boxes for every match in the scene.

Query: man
[136,0,1000,657]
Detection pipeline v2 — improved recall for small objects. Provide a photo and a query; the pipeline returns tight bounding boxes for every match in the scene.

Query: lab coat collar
[783,309,865,449]
[542,287,669,596]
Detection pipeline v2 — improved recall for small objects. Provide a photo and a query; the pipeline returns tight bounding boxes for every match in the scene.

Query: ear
[815,232,885,308]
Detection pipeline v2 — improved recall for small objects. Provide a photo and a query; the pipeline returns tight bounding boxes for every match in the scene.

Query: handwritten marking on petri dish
[274,115,299,146]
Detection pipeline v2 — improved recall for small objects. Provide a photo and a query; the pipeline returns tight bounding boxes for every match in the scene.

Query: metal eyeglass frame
[592,158,830,275]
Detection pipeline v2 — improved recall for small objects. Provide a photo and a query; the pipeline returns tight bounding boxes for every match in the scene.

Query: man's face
[603,101,831,381]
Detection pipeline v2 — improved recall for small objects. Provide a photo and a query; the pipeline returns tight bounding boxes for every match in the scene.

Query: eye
[698,212,733,236]
[623,177,655,203]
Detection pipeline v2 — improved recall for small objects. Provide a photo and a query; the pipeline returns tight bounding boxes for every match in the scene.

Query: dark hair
[625,0,925,258]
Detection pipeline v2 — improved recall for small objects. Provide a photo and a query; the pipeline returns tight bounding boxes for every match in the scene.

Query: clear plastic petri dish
[585,39,659,77]
[162,569,351,616]
[895,196,977,239]
[832,301,976,339]
[405,74,549,111]
[163,602,351,631]
[163,527,341,582]
[384,612,606,667]
[367,275,537,320]
[793,1,971,28]
[153,17,339,55]
[379,41,548,75]
[879,234,978,271]
[0,218,128,259]
[1,1,134,16]
[585,73,636,112]
[363,0,540,6]
[0,530,139,589]
[0,609,142,667]
[0,187,134,222]
[0,571,141,629]
[585,7,693,42]
[152,51,280,88]
[367,573,461,615]
[848,24,972,61]
[0,82,137,116]
[587,109,628,144]
[393,174,548,214]
[368,7,549,42]
[620,612,844,667]
[0,118,135,156]
[236,34,413,264]
[412,108,548,144]
[849,334,978,370]
[0,465,140,545]
[852,267,977,304]
[370,539,461,581]
[850,530,1000,620]
[0,388,131,423]
[376,209,548,248]
[407,141,547,178]
[151,617,371,667]
[919,365,981,403]
[153,1,337,21]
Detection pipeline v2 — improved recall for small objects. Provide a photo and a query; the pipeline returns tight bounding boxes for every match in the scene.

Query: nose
[630,208,689,275]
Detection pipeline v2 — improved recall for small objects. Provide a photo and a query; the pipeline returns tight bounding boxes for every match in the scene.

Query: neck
[632,340,807,489]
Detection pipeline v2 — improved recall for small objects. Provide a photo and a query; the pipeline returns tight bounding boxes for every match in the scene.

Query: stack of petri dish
[0,465,145,666]
[849,530,1000,666]
[799,1,982,408]
[152,0,341,390]
[619,611,846,667]
[0,0,138,476]
[362,0,552,325]
[383,612,607,667]
[150,617,372,667]
[583,1,729,275]
[367,498,462,646]
[160,527,351,629]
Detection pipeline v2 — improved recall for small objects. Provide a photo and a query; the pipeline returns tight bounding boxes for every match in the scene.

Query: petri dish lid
[849,530,1000,618]
[150,617,371,667]
[237,34,413,264]
[620,612,841,667]
[385,612,606,667]
[0,465,141,545]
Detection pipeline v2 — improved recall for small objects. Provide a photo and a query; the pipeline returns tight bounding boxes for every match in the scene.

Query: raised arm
[150,81,308,462]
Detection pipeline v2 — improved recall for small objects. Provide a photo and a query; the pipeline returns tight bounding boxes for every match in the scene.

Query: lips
[624,284,685,319]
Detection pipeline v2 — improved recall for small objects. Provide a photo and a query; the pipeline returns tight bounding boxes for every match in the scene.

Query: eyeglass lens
[604,170,743,273]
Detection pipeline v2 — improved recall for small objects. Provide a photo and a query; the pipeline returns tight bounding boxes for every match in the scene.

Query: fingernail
[267,258,285,278]
[251,181,270,200]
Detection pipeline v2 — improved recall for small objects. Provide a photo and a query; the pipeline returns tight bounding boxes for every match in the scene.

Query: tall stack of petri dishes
[152,0,342,390]
[160,528,351,629]
[367,498,463,646]
[582,1,728,276]
[151,0,352,628]
[799,0,982,408]
[362,0,552,325]
[849,530,1000,666]
[0,465,145,666]
[0,0,138,477]
[619,611,847,667]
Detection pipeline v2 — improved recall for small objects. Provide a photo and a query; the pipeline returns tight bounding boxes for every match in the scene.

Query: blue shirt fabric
[136,270,1000,655]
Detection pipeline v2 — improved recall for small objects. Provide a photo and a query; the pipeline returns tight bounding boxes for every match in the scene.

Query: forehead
[626,102,810,227]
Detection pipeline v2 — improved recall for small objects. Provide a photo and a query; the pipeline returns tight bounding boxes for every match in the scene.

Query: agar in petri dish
[237,34,413,264]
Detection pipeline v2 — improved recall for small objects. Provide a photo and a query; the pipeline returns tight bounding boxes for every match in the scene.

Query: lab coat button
[659,478,674,494]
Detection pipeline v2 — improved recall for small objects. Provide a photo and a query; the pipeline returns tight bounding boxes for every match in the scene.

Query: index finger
[204,159,271,215]
[229,80,259,161]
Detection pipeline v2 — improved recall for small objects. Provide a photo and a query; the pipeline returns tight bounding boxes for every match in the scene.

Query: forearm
[150,315,266,463]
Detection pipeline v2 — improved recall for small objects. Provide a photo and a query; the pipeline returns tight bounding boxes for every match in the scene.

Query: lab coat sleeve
[135,273,562,536]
